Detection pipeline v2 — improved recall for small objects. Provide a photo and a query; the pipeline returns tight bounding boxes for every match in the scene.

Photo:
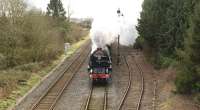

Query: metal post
[117,35,120,65]
[117,8,122,65]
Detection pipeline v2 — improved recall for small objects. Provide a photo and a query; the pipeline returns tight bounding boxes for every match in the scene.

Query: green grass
[0,36,89,110]
[0,73,40,110]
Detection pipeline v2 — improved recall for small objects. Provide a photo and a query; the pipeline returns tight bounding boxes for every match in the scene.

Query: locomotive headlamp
[87,66,91,72]
[106,69,109,73]
[90,69,93,73]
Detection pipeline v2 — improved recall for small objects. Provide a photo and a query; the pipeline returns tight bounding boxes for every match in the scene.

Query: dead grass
[0,35,89,110]
[157,67,199,110]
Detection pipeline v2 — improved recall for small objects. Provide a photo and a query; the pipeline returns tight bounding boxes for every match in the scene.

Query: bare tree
[0,0,25,17]
[0,0,26,67]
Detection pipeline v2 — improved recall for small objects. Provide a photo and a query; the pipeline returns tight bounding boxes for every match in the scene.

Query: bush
[0,9,68,68]
[195,82,200,92]
[134,36,144,50]
[157,56,177,68]
[14,63,41,72]
[175,68,196,94]
[194,93,200,103]
[0,70,30,96]
[0,0,89,100]
[0,54,6,69]
[65,23,89,43]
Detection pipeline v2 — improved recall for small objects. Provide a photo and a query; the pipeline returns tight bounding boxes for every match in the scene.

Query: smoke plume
[90,13,138,53]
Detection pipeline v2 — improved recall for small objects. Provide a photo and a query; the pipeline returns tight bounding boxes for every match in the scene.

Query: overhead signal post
[117,8,123,65]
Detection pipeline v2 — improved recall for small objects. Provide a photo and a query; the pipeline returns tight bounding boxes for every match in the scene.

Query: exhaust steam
[90,14,138,53]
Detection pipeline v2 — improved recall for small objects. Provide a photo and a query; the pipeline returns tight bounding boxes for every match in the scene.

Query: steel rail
[118,55,144,110]
[103,87,107,110]
[117,56,132,110]
[83,85,93,110]
[133,56,144,110]
[83,85,107,110]
[31,41,90,110]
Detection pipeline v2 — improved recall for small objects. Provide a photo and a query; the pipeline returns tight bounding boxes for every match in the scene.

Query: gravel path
[107,55,129,110]
[53,57,90,110]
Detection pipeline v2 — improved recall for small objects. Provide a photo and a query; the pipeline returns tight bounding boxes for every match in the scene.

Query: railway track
[82,85,108,110]
[117,55,144,110]
[138,54,157,110]
[31,41,90,110]
[134,56,145,110]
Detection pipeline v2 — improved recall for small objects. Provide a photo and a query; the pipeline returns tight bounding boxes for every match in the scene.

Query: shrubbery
[0,10,67,68]
[0,70,30,96]
[175,69,196,94]
[137,0,200,97]
[134,36,144,50]
[66,23,89,43]
[0,0,89,98]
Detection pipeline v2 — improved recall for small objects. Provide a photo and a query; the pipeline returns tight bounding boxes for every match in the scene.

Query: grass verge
[0,36,89,110]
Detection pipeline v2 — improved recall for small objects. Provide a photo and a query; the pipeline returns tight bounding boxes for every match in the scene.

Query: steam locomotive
[88,45,112,83]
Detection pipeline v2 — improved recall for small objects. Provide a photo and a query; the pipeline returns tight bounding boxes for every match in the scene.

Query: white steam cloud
[90,14,138,52]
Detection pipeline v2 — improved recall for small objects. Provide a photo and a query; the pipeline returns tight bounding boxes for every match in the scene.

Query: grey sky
[26,0,143,24]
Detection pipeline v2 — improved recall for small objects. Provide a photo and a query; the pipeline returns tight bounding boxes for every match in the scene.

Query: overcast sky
[26,0,143,24]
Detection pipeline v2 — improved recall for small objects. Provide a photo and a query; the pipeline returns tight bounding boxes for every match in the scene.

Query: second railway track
[117,55,144,110]
[31,41,91,110]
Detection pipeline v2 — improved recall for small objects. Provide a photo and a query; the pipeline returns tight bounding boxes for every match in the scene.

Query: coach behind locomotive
[88,46,112,83]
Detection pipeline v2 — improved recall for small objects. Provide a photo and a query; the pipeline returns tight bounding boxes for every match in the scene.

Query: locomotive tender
[88,45,112,83]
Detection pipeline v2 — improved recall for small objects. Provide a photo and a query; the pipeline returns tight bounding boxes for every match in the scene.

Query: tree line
[0,0,88,69]
[136,0,200,96]
[0,0,90,97]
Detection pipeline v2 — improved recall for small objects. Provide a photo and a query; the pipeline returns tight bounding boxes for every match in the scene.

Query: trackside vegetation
[0,37,89,110]
[136,0,200,102]
[0,0,90,109]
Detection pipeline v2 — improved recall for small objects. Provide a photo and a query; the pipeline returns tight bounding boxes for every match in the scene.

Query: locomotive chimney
[97,48,102,50]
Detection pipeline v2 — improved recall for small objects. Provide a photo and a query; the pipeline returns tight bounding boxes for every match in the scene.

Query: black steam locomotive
[88,45,112,83]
